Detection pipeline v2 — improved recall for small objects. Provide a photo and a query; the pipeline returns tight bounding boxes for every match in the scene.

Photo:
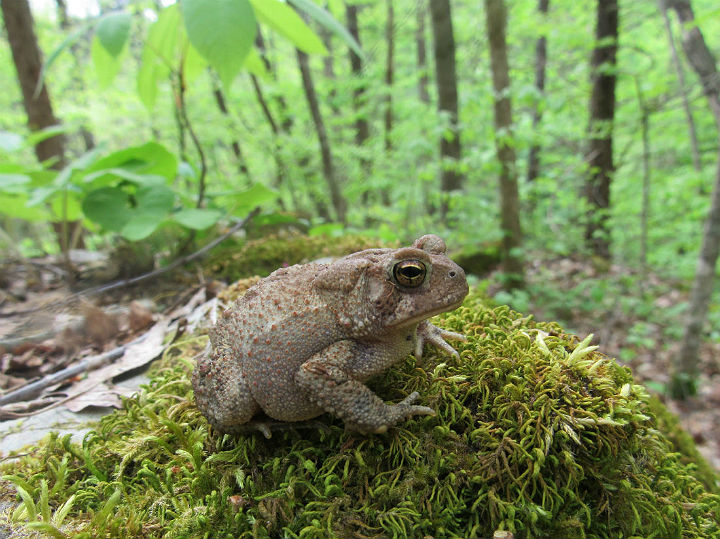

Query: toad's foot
[415,320,467,360]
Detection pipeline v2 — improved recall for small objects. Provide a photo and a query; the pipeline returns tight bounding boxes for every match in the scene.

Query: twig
[0,207,260,317]
[0,345,126,406]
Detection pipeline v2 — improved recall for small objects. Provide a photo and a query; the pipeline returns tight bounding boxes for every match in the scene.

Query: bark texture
[416,0,430,104]
[526,0,549,183]
[347,5,369,159]
[296,50,347,224]
[3,0,67,169]
[384,0,395,152]
[667,0,720,398]
[484,0,524,288]
[429,0,463,217]
[584,0,619,259]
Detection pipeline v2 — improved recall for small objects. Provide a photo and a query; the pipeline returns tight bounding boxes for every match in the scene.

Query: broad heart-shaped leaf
[287,0,363,59]
[135,184,174,215]
[121,212,166,241]
[96,12,131,57]
[249,0,326,54]
[180,0,256,87]
[82,187,131,232]
[84,142,177,182]
[91,36,123,89]
[172,208,222,230]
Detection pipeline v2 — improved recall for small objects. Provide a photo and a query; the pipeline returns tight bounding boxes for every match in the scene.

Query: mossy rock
[208,234,389,281]
[2,292,719,539]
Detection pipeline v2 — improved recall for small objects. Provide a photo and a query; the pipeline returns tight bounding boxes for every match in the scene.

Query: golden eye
[393,260,426,288]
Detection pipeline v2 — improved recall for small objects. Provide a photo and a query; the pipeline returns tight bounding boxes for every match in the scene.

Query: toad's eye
[393,260,426,288]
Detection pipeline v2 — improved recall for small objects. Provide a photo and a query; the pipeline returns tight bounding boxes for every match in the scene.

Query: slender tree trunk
[318,20,339,116]
[416,0,430,104]
[666,0,720,398]
[3,0,67,169]
[584,0,619,259]
[659,0,702,171]
[255,28,293,131]
[429,0,463,218]
[296,50,347,224]
[347,5,370,167]
[211,77,251,180]
[384,0,394,152]
[526,0,549,183]
[484,0,524,288]
[635,79,651,272]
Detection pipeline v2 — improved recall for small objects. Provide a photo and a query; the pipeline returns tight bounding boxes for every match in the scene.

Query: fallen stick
[0,341,129,407]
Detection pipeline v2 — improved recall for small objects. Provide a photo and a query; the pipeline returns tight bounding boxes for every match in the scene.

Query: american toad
[192,234,469,435]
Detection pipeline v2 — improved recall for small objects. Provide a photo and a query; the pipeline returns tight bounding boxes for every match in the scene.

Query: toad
[192,234,469,436]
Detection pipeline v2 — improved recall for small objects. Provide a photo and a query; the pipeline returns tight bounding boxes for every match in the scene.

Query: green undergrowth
[2,292,719,538]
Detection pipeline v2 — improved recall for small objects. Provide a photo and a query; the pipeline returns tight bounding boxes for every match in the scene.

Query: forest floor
[0,250,718,473]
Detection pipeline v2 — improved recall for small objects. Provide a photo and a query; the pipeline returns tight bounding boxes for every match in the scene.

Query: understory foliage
[2,293,719,538]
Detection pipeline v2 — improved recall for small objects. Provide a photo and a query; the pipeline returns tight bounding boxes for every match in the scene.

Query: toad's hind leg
[192,351,260,433]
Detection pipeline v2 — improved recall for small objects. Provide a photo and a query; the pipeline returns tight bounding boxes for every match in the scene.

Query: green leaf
[287,0,363,59]
[91,36,122,89]
[137,4,181,108]
[82,187,130,232]
[50,192,83,221]
[120,212,165,241]
[84,142,177,181]
[135,184,174,215]
[0,194,50,221]
[96,12,131,57]
[249,0,327,54]
[180,0,257,87]
[26,125,68,146]
[0,131,24,152]
[172,208,222,229]
[244,48,269,78]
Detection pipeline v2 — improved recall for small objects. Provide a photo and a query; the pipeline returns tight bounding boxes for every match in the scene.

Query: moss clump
[2,292,719,538]
[208,234,390,281]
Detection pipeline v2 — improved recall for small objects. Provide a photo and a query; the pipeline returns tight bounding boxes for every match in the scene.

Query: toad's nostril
[449,271,456,277]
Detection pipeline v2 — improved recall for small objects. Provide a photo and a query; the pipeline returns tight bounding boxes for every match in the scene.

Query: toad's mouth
[388,294,467,329]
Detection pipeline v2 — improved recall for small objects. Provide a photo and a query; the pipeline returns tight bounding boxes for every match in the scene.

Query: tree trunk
[384,0,394,152]
[429,0,463,218]
[484,0,524,288]
[584,0,618,259]
[3,0,67,170]
[659,0,702,171]
[526,0,549,183]
[296,50,347,224]
[667,0,720,398]
[211,77,251,180]
[416,0,430,104]
[347,5,370,165]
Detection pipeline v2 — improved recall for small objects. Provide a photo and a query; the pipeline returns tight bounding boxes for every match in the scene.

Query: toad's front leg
[295,340,435,434]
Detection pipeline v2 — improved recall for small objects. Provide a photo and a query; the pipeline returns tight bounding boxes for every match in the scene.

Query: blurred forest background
[1,0,720,462]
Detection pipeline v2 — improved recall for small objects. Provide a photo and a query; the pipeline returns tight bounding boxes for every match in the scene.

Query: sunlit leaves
[180,0,256,88]
[96,12,131,57]
[249,0,327,54]
[287,0,363,58]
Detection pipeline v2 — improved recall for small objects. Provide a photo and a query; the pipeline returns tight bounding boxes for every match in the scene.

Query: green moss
[208,234,390,281]
[2,291,719,539]
[647,396,720,493]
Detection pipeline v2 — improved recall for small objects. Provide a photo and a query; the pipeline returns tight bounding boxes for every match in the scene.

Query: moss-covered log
[2,291,719,538]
